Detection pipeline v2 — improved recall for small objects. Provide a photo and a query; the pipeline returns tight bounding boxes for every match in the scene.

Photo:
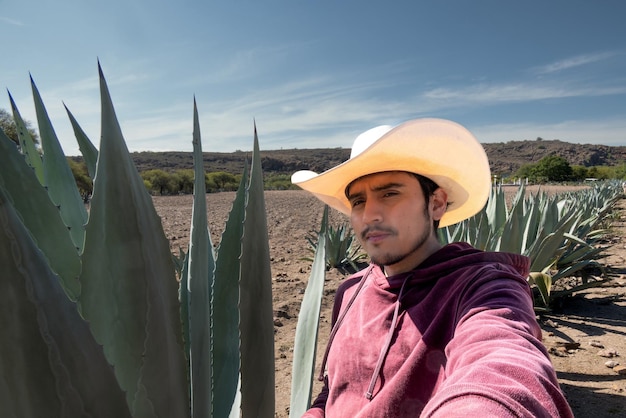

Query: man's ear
[430,188,448,221]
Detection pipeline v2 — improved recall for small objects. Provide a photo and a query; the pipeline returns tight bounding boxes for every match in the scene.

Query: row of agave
[0,64,327,417]
[439,181,623,310]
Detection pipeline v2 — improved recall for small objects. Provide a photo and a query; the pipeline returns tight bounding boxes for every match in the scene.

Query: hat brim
[291,118,491,228]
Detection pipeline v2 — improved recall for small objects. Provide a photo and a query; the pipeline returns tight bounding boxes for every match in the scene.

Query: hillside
[483,139,626,176]
[117,139,626,178]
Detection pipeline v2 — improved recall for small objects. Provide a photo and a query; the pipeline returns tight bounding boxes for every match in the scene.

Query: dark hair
[410,173,442,230]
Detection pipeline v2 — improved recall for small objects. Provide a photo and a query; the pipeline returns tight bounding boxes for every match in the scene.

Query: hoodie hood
[376,242,530,291]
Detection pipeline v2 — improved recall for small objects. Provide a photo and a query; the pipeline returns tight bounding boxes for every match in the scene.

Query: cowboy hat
[291,118,491,227]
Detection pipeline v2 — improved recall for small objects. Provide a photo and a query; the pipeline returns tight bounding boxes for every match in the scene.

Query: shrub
[306,219,366,272]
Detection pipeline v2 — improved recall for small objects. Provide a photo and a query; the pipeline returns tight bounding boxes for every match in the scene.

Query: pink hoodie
[303,243,573,417]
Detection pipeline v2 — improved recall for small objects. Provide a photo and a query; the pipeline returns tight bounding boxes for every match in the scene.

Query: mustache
[361,226,396,240]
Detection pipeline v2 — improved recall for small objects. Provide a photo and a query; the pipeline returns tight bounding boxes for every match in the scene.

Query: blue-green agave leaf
[485,184,506,231]
[65,103,99,179]
[528,272,552,309]
[79,64,189,417]
[212,160,248,418]
[497,186,527,254]
[177,247,192,410]
[0,128,81,299]
[0,186,131,418]
[239,124,275,417]
[187,99,215,418]
[30,75,88,252]
[289,206,328,417]
[8,91,44,184]
[178,247,191,361]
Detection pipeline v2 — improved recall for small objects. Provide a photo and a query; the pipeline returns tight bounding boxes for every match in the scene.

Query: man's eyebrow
[372,182,405,192]
[347,182,406,200]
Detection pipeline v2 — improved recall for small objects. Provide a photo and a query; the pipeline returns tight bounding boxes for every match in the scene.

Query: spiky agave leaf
[239,124,275,417]
[528,272,552,310]
[0,127,81,299]
[485,183,507,232]
[65,103,99,179]
[289,206,328,417]
[186,98,215,418]
[30,76,88,252]
[212,159,248,418]
[79,64,189,417]
[8,91,44,184]
[496,185,529,254]
[178,247,191,363]
[0,186,131,418]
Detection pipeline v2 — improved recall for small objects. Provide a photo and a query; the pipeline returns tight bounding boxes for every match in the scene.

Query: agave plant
[0,64,275,417]
[305,220,366,272]
[440,182,622,310]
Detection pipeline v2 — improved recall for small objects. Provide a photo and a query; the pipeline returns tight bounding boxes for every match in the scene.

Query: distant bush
[67,158,93,198]
[173,169,194,194]
[205,171,240,192]
[264,173,299,190]
[136,169,303,194]
[141,169,178,195]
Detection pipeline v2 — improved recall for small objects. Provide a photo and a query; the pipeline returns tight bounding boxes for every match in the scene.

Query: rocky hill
[482,139,626,176]
[126,139,626,177]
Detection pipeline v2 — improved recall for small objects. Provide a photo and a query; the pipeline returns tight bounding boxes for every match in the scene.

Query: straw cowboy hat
[291,118,491,227]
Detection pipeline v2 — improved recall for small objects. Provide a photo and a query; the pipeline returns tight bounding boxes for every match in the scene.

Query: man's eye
[383,191,398,198]
[351,199,364,207]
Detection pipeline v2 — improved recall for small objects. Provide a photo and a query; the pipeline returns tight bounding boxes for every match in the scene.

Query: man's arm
[421,277,573,417]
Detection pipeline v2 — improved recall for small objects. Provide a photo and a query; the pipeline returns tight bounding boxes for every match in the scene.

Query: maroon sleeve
[421,276,573,417]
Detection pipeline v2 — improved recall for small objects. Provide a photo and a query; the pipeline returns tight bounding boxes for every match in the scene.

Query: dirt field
[154,185,626,417]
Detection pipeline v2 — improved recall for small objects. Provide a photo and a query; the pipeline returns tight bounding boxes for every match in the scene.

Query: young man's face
[346,171,447,276]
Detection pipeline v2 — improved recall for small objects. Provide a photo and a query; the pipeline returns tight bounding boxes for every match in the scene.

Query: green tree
[534,155,573,182]
[571,165,588,181]
[516,163,536,180]
[67,158,93,199]
[0,108,39,146]
[205,171,239,192]
[141,169,175,195]
[173,169,194,194]
[588,165,612,180]
[613,163,626,180]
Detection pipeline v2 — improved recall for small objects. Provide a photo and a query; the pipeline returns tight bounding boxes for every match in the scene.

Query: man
[291,118,573,417]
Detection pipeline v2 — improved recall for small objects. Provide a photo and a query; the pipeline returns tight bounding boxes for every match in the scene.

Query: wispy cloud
[0,16,23,26]
[177,41,320,88]
[421,80,626,107]
[533,51,619,74]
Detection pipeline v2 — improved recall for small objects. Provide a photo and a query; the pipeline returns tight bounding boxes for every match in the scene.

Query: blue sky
[2,0,626,155]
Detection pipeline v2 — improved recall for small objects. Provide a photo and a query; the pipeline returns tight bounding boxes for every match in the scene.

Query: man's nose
[361,199,382,224]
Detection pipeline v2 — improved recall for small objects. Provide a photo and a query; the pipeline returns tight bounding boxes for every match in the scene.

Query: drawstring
[317,265,411,402]
[364,274,410,400]
[318,265,374,381]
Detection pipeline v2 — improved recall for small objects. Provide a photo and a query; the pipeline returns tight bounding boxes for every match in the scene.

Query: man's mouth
[363,228,393,244]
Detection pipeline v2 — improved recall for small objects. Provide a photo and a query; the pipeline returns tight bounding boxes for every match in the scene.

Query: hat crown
[350,125,393,158]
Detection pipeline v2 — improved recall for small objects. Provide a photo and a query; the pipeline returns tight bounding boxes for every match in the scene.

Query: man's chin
[370,253,404,268]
